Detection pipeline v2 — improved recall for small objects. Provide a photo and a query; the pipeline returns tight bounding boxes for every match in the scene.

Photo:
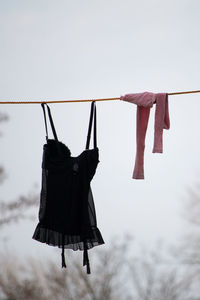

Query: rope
[0,97,119,104]
[0,90,200,104]
[168,90,200,96]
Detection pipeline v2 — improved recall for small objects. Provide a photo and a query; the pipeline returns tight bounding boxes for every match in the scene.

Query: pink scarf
[120,92,170,179]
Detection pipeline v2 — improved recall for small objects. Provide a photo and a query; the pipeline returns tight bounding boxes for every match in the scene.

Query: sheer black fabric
[32,102,104,273]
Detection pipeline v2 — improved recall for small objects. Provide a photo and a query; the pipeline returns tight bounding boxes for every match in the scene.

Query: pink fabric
[120,92,170,179]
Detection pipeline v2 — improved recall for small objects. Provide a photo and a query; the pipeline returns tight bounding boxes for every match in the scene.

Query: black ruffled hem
[32,224,104,251]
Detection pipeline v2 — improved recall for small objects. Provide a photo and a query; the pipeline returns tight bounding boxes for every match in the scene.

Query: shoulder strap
[41,103,48,141]
[86,101,97,150]
[41,103,58,141]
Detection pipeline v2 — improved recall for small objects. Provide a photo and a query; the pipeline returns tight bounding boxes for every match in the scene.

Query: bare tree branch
[0,192,39,228]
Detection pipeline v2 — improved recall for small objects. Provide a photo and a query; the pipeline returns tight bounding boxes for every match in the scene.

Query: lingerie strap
[84,101,98,274]
[86,101,97,150]
[83,242,91,274]
[83,101,97,274]
[41,103,58,141]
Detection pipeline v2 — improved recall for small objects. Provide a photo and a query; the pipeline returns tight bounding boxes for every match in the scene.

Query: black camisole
[32,101,104,274]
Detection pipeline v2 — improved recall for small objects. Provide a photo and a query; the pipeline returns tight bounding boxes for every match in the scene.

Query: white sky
[0,0,200,258]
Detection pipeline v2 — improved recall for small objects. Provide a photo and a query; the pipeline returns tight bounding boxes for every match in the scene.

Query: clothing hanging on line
[120,92,170,179]
[32,101,104,274]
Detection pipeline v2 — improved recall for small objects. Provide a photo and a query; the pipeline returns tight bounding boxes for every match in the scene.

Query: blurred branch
[0,111,9,136]
[0,112,8,123]
[182,185,200,227]
[0,166,6,184]
[0,192,39,228]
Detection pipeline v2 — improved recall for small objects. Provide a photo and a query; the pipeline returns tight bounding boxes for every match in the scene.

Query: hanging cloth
[32,101,104,274]
[120,92,170,179]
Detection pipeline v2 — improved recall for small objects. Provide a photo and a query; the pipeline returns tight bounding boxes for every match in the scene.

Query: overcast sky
[1,0,200,258]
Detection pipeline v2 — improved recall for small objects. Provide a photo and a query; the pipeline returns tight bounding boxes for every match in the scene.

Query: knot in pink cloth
[120,92,156,107]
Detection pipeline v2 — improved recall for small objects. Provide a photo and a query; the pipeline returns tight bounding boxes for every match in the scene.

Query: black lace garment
[32,102,104,274]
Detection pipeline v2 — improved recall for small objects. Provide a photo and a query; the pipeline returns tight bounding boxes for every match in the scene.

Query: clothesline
[0,89,200,104]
